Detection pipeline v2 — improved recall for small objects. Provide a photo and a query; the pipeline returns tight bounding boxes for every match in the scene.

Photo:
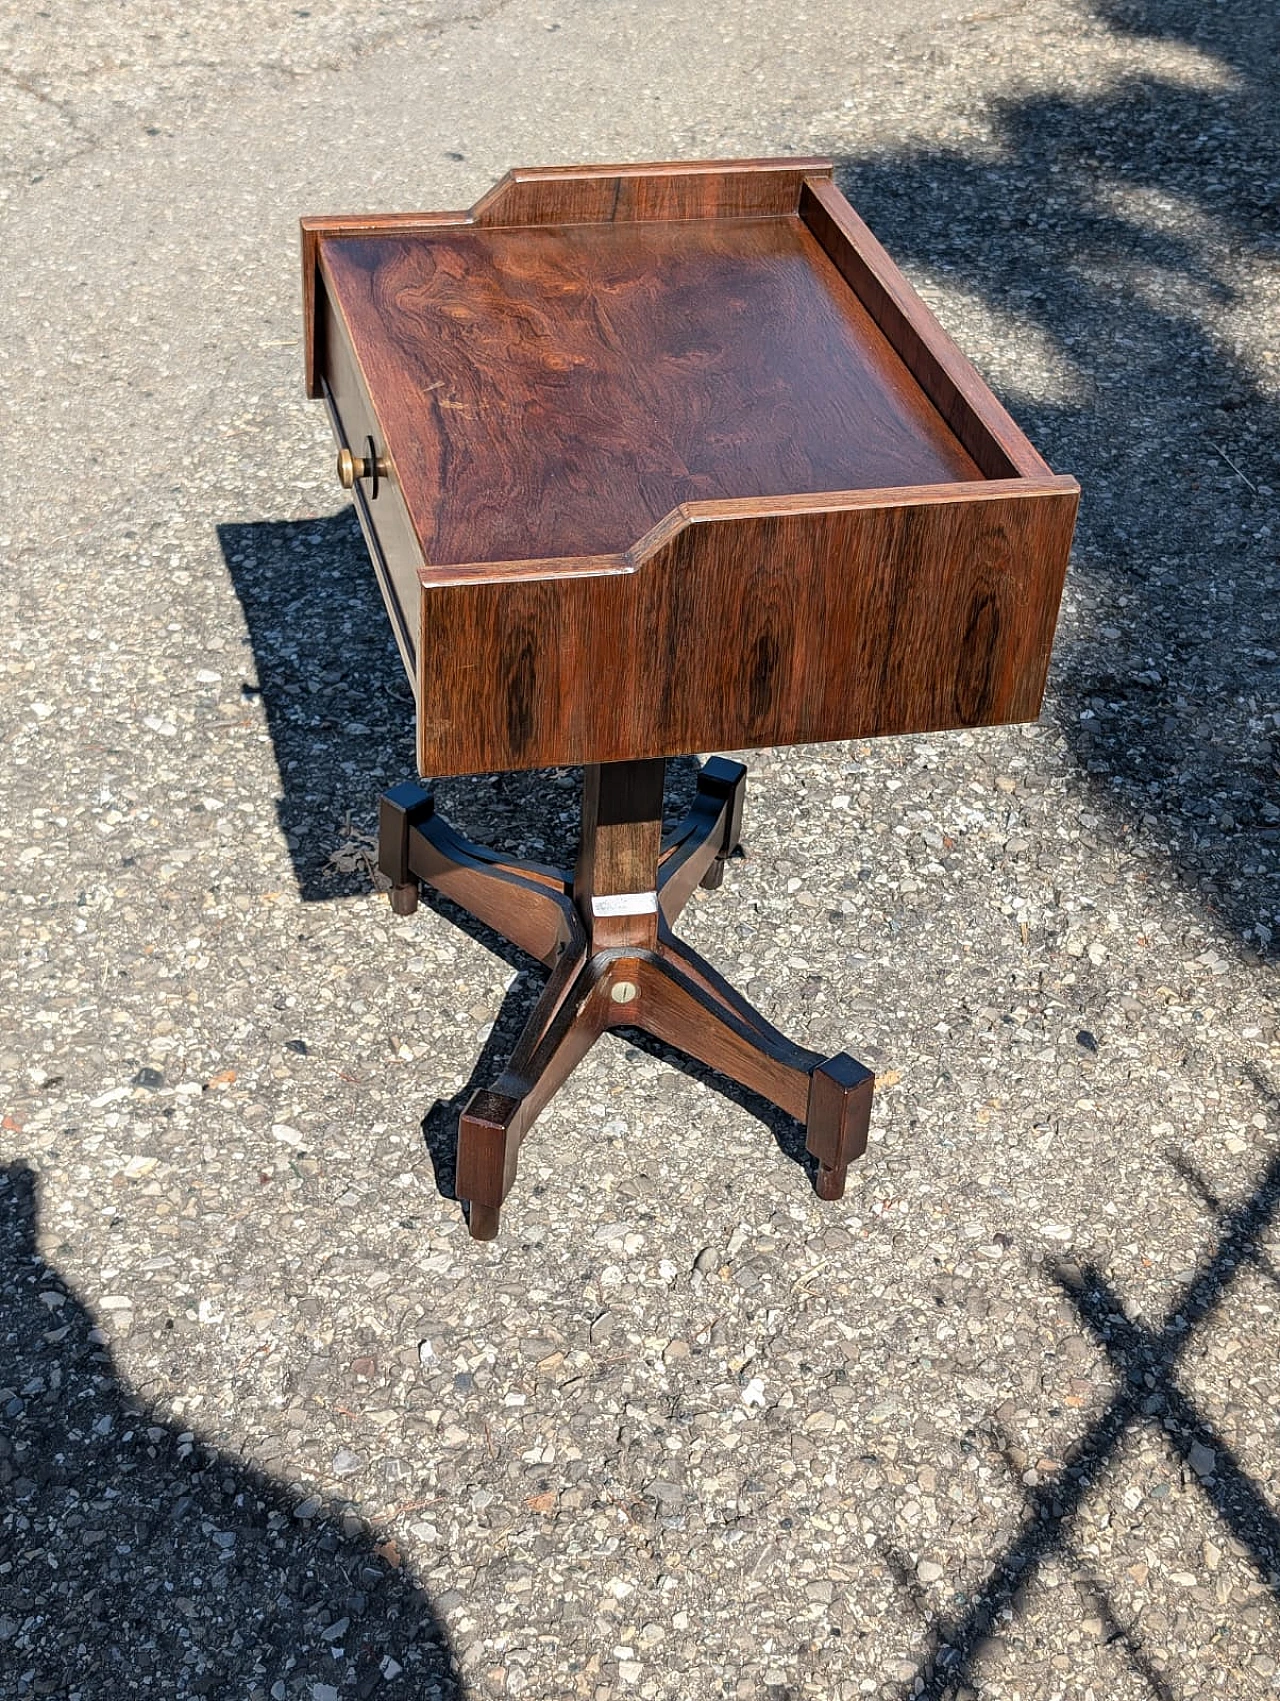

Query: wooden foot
[381,757,873,1239]
[805,1054,875,1189]
[698,856,726,891]
[658,758,747,925]
[816,1163,848,1201]
[456,952,606,1234]
[466,1201,501,1240]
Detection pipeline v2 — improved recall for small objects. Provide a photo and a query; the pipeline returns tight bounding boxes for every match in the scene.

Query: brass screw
[610,981,638,1005]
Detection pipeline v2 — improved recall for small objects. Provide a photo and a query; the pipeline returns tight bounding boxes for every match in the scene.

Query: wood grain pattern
[319,215,981,566]
[414,478,1078,774]
[799,178,1052,481]
[302,157,831,396]
[303,212,469,398]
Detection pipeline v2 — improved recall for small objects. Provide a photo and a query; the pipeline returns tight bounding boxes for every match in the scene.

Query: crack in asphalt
[0,0,520,191]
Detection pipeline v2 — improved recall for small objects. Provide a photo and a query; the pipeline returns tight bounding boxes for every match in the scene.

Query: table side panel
[414,481,1079,775]
[319,277,426,691]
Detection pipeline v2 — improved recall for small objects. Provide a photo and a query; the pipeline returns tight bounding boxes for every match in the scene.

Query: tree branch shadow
[900,1133,1280,1697]
[814,1,1280,1684]
[832,0,1279,957]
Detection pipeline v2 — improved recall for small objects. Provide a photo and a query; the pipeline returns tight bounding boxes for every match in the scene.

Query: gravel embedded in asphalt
[1,1,1279,1697]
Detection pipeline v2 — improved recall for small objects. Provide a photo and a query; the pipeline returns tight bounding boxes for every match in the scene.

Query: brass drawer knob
[337,437,388,497]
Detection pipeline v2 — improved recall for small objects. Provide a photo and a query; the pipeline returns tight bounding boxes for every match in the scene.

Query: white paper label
[591,890,658,917]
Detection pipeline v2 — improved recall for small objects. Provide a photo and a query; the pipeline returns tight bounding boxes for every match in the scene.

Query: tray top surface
[323,213,983,566]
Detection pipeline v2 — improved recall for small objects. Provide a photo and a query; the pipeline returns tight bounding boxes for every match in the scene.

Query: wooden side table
[301,158,1078,1238]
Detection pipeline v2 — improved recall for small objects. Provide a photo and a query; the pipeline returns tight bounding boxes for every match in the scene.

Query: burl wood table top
[319,214,981,567]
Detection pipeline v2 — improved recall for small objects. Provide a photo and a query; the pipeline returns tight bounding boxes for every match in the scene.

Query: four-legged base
[379,758,874,1239]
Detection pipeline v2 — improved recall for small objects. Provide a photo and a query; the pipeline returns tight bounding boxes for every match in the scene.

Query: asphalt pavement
[1,1,1278,1698]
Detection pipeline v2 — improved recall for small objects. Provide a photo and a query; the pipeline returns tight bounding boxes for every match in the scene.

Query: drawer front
[319,279,424,699]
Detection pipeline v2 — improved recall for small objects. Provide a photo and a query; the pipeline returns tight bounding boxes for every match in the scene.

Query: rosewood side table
[301,158,1078,1239]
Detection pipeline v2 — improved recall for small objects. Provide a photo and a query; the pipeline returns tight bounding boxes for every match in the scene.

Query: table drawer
[317,276,424,698]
